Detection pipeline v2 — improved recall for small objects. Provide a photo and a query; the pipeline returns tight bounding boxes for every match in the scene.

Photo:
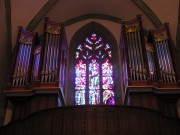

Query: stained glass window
[75,33,115,105]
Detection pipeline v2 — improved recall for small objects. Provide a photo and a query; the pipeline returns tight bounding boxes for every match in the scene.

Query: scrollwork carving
[154,31,168,42]
[19,34,33,44]
[46,25,61,34]
[125,23,140,33]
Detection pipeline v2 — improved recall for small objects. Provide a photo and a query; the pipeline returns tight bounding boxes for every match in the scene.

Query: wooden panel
[11,94,59,121]
[2,106,179,135]
[128,92,179,118]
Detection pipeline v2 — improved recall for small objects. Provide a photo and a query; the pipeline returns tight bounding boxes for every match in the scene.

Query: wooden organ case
[121,15,180,118]
[150,24,177,87]
[5,18,68,120]
[39,17,67,90]
[9,26,37,90]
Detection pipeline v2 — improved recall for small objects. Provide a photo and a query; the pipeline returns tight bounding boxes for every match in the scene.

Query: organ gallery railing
[1,106,180,135]
[39,17,68,90]
[121,15,150,86]
[9,27,37,89]
[150,24,177,86]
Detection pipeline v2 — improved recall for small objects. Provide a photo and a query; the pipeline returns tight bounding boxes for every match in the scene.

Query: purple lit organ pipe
[161,41,170,83]
[13,44,23,85]
[17,44,24,85]
[126,33,132,80]
[131,32,138,81]
[137,31,146,80]
[42,32,49,82]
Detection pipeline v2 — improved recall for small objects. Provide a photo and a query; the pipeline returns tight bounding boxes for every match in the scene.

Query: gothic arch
[67,22,121,105]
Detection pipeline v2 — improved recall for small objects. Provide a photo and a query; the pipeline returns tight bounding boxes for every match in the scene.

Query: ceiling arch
[9,0,179,48]
[27,0,162,32]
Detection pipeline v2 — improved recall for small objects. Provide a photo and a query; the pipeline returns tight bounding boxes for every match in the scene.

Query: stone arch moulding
[67,21,121,105]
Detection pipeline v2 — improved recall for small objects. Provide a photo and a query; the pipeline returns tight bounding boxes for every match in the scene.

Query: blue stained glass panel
[75,60,86,76]
[102,77,114,89]
[102,60,113,76]
[89,90,100,105]
[103,90,115,105]
[75,77,86,89]
[75,90,85,105]
[89,77,99,89]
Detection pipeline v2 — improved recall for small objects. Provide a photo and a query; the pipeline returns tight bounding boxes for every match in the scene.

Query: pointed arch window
[75,33,115,105]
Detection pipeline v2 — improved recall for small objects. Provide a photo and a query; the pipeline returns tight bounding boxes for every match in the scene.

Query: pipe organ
[121,15,150,86]
[121,17,180,117]
[8,17,68,90]
[9,27,37,89]
[40,17,67,89]
[4,15,180,123]
[150,24,177,85]
[6,18,67,120]
[121,15,178,88]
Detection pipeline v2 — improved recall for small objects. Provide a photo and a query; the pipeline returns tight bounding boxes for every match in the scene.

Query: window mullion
[86,60,89,105]
[99,61,103,104]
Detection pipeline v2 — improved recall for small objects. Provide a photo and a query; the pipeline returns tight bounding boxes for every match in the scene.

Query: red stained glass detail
[89,59,99,76]
[75,60,86,76]
[102,77,114,89]
[102,59,113,76]
[75,77,86,89]
[103,90,115,105]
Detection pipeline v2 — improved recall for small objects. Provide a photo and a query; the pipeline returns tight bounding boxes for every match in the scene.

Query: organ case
[39,17,68,93]
[120,15,150,88]
[9,27,37,90]
[150,24,177,87]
